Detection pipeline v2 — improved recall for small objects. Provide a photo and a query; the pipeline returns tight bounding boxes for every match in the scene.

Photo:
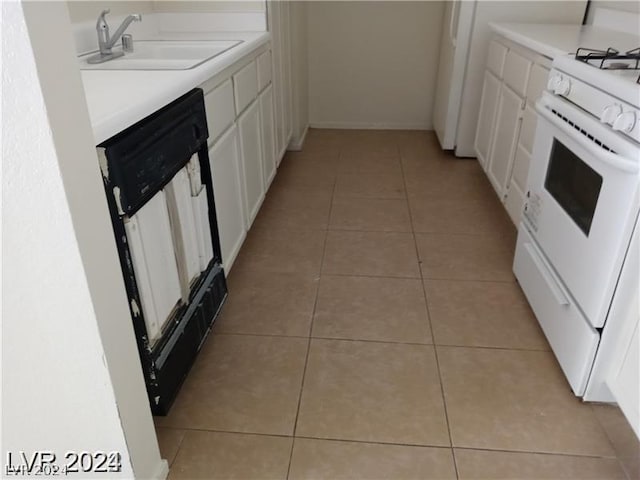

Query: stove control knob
[554,78,571,96]
[612,111,637,133]
[547,73,562,92]
[600,104,623,125]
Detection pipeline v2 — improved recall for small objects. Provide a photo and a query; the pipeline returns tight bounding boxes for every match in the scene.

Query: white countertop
[81,31,270,144]
[489,23,640,59]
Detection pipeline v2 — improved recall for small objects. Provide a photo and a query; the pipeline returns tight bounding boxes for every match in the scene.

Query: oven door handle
[536,103,639,174]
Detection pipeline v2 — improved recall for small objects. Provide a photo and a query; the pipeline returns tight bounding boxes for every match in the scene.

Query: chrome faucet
[87,9,141,64]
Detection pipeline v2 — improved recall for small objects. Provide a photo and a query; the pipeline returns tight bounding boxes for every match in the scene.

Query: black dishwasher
[97,89,227,415]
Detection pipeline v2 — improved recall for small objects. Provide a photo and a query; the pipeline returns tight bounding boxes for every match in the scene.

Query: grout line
[397,138,461,480]
[212,331,551,353]
[285,171,337,480]
[451,445,622,461]
[155,425,623,462]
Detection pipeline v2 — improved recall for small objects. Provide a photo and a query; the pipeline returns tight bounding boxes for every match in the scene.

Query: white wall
[586,0,640,23]
[152,1,265,13]
[289,0,309,148]
[3,2,166,478]
[308,1,445,130]
[67,0,154,22]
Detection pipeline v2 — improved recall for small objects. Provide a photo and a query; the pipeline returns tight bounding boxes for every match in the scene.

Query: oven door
[523,92,640,329]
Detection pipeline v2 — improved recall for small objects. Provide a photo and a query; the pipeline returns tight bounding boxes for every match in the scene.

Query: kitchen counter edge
[81,31,271,145]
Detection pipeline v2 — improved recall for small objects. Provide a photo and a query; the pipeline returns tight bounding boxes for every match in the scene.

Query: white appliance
[433,0,586,156]
[514,47,640,396]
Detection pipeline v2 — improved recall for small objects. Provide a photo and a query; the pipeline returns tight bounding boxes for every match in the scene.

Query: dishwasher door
[98,88,227,414]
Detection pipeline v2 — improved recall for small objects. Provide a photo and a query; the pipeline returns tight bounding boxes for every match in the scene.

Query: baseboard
[309,122,430,131]
[287,125,309,151]
[151,459,169,480]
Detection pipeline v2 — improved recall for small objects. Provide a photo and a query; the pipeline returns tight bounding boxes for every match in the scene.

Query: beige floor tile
[323,231,420,278]
[455,448,626,479]
[155,334,307,435]
[296,339,450,446]
[409,192,514,236]
[340,130,399,157]
[168,430,292,480]
[337,151,402,175]
[271,157,338,191]
[313,275,431,344]
[289,438,456,480]
[424,279,548,350]
[329,197,412,232]
[253,189,332,231]
[404,165,488,198]
[438,347,616,456]
[416,233,515,282]
[302,129,346,155]
[155,427,185,467]
[335,172,406,199]
[232,227,326,275]
[214,271,319,337]
[592,404,640,480]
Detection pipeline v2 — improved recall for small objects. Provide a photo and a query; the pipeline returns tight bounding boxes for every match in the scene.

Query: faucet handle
[97,9,110,29]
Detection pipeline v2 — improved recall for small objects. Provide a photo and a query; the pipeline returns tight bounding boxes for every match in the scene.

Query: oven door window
[544,139,603,236]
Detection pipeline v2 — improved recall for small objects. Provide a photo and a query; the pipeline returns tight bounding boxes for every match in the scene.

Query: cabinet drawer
[204,80,235,145]
[487,40,508,77]
[519,105,537,155]
[233,60,258,115]
[526,63,550,106]
[503,50,532,97]
[257,50,272,92]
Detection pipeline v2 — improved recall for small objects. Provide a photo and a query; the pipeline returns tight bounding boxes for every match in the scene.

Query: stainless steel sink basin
[78,40,243,70]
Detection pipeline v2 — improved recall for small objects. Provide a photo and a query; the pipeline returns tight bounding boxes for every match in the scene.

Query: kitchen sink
[78,40,243,70]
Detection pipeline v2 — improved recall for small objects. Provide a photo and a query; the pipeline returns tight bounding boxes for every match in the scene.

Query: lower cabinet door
[487,83,523,199]
[474,70,501,170]
[209,125,247,272]
[260,85,277,189]
[237,100,265,226]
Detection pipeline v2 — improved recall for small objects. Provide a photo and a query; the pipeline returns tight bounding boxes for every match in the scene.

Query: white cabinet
[209,126,246,271]
[233,61,259,115]
[487,84,523,199]
[475,71,501,170]
[237,100,265,226]
[267,0,293,162]
[200,43,280,273]
[260,85,277,188]
[475,35,551,226]
[204,79,235,145]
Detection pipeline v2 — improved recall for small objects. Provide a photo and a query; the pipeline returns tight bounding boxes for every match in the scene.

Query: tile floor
[155,129,638,479]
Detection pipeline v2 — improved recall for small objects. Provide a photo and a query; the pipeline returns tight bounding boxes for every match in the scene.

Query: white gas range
[514,47,640,396]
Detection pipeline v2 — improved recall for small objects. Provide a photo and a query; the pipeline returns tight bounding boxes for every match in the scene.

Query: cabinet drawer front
[487,40,508,77]
[204,79,235,145]
[233,60,259,115]
[503,50,532,97]
[526,63,550,106]
[519,105,537,155]
[257,50,272,92]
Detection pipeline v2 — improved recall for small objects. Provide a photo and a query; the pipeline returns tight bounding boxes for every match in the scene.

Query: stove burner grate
[575,47,640,83]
